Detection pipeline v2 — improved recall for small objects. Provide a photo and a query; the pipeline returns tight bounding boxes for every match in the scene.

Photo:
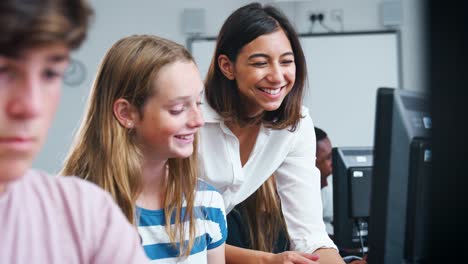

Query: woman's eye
[281,59,294,65]
[252,61,267,67]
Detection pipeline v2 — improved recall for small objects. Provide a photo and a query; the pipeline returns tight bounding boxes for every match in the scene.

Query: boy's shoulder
[27,169,103,191]
[16,171,150,263]
[24,170,114,207]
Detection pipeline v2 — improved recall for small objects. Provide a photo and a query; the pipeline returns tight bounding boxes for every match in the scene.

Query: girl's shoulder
[196,178,221,193]
[195,179,225,211]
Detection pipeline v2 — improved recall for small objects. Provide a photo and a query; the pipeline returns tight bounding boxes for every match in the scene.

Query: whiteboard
[189,31,400,147]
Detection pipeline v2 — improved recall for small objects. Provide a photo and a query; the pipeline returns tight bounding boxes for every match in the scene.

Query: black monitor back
[367,88,431,264]
[405,138,431,262]
[332,146,373,254]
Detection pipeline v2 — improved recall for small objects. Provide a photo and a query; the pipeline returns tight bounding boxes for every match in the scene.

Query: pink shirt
[0,170,149,264]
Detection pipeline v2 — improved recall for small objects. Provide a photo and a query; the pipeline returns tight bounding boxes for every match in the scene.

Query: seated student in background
[226,175,290,253]
[314,128,368,264]
[61,35,227,263]
[0,0,149,263]
[315,127,334,237]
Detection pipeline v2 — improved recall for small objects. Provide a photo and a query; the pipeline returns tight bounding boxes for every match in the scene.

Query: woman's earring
[127,121,133,128]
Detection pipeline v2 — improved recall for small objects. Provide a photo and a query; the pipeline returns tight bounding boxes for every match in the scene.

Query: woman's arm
[274,109,343,263]
[226,244,320,264]
[225,244,267,264]
[314,248,345,264]
[208,243,226,264]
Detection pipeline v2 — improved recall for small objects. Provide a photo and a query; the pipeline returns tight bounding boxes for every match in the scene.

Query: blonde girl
[61,35,226,263]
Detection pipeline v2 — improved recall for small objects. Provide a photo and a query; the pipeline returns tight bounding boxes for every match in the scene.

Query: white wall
[33,0,425,173]
[272,0,426,93]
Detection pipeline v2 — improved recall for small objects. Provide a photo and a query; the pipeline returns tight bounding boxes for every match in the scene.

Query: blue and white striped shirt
[137,180,227,263]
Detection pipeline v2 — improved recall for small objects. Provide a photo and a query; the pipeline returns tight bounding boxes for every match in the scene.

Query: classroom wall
[273,0,426,93]
[33,0,425,174]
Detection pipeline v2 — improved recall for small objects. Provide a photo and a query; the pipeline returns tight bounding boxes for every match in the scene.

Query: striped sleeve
[196,180,227,250]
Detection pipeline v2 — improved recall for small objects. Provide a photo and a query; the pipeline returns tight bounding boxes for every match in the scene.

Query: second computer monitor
[332,146,373,255]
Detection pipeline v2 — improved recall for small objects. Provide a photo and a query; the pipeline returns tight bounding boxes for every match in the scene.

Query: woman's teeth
[259,87,281,95]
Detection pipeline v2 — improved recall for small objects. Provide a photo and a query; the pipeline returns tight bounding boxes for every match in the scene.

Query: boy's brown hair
[0,0,93,56]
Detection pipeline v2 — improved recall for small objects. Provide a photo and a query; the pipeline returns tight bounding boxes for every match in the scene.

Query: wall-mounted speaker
[380,0,402,27]
[181,8,206,36]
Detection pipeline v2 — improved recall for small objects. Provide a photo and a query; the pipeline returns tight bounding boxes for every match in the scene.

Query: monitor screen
[332,146,373,256]
[367,87,431,264]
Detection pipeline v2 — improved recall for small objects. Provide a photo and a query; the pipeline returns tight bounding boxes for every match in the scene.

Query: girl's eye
[170,109,184,115]
[169,105,185,115]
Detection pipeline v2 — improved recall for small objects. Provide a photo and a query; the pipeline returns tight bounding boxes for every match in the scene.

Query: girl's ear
[113,98,138,128]
[218,54,235,80]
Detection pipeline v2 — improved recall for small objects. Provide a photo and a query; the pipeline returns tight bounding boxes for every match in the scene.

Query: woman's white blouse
[198,102,337,253]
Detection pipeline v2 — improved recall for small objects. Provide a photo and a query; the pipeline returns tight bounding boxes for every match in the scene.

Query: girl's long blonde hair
[61,35,198,256]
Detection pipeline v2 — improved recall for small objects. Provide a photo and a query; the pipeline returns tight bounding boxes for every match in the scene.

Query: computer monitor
[332,146,373,256]
[367,87,431,264]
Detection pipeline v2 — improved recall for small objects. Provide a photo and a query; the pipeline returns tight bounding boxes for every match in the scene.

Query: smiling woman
[217,29,296,117]
[204,4,305,130]
[198,3,344,264]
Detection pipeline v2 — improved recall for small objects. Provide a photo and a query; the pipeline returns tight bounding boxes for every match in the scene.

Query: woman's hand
[265,251,320,264]
[349,260,367,264]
